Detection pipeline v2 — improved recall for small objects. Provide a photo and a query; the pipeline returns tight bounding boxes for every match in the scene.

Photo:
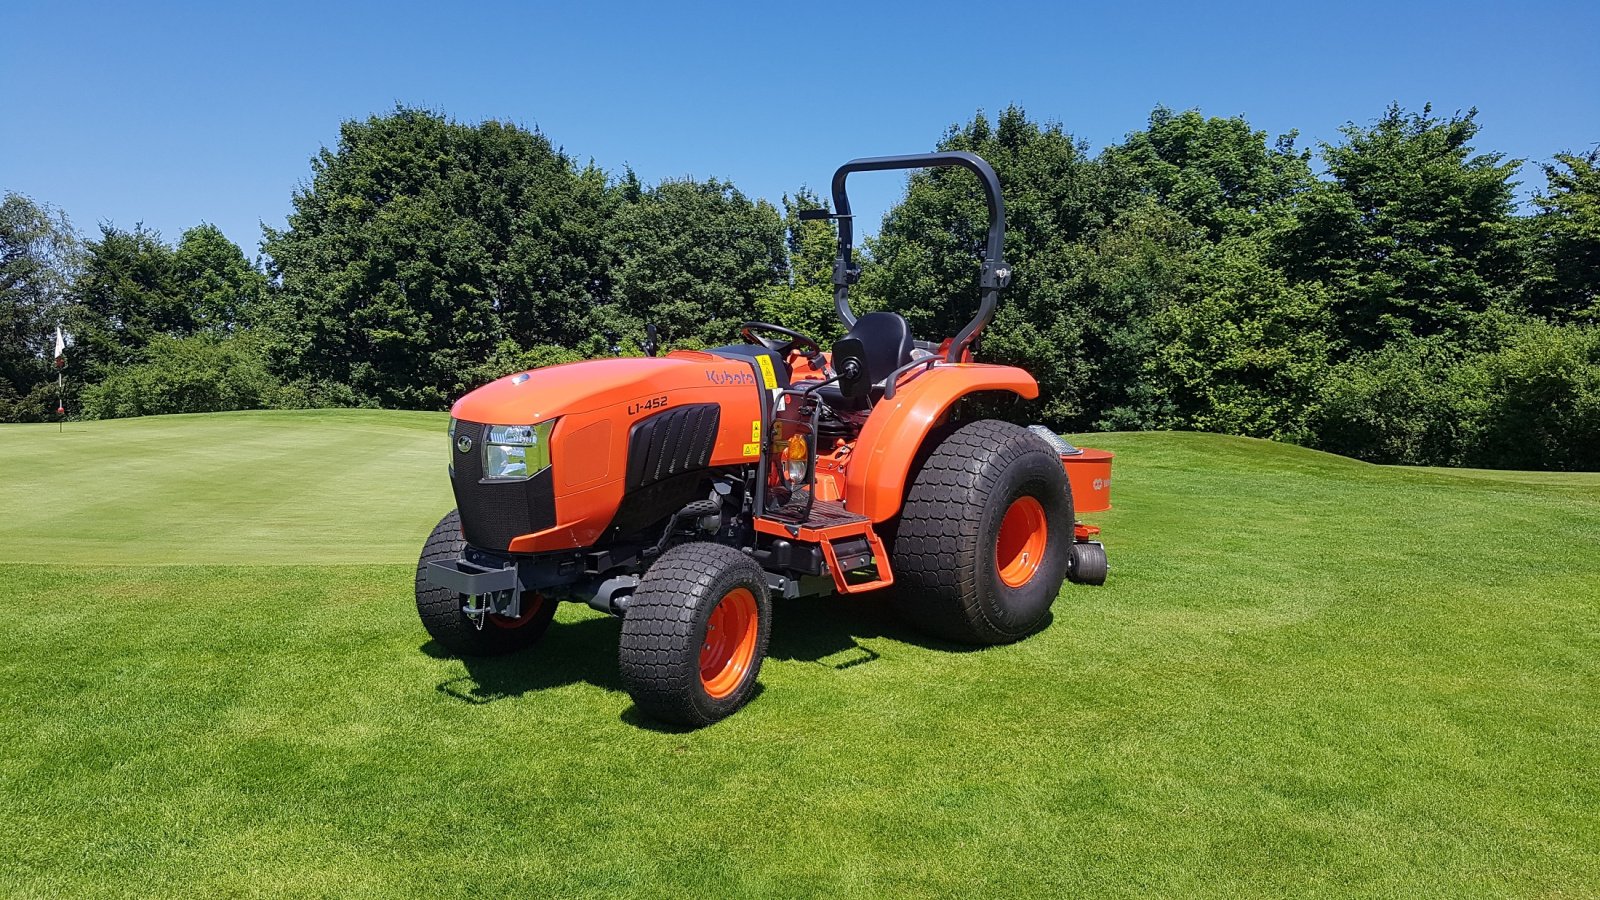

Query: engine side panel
[626,403,721,491]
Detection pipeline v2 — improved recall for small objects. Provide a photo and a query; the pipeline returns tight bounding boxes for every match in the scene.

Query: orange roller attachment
[1061,448,1113,513]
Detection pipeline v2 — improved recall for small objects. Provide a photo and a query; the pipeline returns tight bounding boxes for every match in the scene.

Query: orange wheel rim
[996,495,1048,588]
[700,587,759,699]
[488,592,543,630]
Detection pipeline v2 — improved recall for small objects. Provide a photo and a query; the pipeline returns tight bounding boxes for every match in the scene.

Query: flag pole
[54,324,66,433]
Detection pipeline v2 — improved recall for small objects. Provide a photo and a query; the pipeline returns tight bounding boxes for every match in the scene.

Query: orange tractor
[417,152,1112,726]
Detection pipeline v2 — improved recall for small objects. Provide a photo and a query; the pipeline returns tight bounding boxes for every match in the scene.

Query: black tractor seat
[816,311,915,409]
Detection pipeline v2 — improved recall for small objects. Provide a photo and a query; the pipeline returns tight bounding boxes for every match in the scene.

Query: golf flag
[53,325,67,422]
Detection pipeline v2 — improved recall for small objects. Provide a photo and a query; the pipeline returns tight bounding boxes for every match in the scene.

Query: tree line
[3,104,1596,469]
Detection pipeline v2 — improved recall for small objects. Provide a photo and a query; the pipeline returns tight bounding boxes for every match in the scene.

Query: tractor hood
[449,352,759,425]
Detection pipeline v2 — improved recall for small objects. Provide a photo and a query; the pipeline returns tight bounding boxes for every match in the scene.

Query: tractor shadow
[765,592,989,667]
[424,591,1003,726]
[424,614,622,705]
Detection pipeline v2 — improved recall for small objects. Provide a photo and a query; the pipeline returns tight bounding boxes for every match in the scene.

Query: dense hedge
[4,104,1597,469]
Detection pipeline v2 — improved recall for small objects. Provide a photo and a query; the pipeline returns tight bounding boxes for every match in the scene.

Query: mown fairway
[1,411,1596,897]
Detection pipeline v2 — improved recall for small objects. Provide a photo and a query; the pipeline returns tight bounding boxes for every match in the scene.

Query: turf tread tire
[889,419,1072,645]
[618,542,772,728]
[414,510,556,657]
[1068,541,1109,586]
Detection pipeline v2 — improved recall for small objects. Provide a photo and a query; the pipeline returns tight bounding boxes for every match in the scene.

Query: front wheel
[414,510,557,656]
[889,419,1073,645]
[618,542,772,727]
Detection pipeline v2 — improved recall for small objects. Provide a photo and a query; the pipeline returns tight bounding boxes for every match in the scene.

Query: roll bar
[819,151,1011,363]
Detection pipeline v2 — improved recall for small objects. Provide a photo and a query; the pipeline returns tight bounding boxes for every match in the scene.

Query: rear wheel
[889,420,1072,644]
[414,510,557,656]
[618,542,772,727]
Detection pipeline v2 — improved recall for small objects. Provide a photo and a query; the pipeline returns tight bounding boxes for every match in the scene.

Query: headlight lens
[483,420,556,479]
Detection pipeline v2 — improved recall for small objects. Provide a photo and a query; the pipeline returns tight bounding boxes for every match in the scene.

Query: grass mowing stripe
[1,411,1596,897]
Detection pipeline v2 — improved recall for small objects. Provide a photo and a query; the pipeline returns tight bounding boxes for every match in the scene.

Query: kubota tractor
[417,152,1112,726]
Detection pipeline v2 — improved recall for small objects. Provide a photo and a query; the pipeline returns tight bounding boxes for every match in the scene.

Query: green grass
[1,411,1596,897]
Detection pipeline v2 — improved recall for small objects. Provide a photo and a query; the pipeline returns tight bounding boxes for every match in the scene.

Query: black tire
[618,542,772,727]
[414,510,557,657]
[1068,541,1109,586]
[889,419,1073,645]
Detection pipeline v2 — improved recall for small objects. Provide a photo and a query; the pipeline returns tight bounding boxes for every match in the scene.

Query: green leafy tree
[66,223,184,378]
[173,224,267,333]
[260,107,612,408]
[1033,200,1197,430]
[1309,338,1486,466]
[0,193,80,421]
[1102,107,1314,239]
[1278,104,1522,348]
[862,107,1116,426]
[756,189,843,342]
[605,177,786,348]
[1150,238,1333,440]
[1468,322,1600,470]
[864,106,1104,341]
[1524,149,1600,322]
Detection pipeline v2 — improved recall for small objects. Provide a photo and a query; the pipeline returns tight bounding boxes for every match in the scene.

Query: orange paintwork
[812,442,850,503]
[452,352,764,553]
[1061,448,1114,513]
[995,495,1048,588]
[786,350,829,380]
[700,586,759,699]
[844,363,1039,523]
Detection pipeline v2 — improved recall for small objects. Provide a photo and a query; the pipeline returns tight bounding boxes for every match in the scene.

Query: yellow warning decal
[755,354,778,389]
[742,442,760,458]
[751,420,762,443]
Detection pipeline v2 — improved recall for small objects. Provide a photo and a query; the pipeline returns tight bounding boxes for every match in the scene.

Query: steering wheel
[738,322,822,357]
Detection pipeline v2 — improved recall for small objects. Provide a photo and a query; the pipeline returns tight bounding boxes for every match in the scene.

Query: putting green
[0,410,452,564]
[1,411,1596,897]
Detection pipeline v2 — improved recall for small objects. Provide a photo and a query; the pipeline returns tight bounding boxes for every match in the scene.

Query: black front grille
[625,404,720,490]
[450,420,557,551]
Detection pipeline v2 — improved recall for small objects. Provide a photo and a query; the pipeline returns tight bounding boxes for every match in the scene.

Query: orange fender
[845,363,1039,522]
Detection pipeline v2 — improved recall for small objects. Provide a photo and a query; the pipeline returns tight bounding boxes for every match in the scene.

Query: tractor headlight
[482,420,556,480]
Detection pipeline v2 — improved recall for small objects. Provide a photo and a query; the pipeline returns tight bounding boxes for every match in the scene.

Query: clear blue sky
[3,0,1596,256]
